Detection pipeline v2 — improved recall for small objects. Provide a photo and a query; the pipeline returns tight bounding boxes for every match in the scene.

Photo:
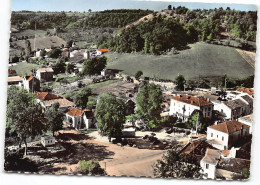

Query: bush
[79,160,105,175]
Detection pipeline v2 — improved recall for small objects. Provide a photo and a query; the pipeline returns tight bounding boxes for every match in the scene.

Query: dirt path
[236,49,256,69]
[87,139,165,177]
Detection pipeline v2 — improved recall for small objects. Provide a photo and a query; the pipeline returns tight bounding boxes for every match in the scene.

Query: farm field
[105,42,255,81]
[9,62,41,76]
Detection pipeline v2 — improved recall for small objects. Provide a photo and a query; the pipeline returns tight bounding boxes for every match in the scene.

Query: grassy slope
[105,42,255,80]
[9,62,41,76]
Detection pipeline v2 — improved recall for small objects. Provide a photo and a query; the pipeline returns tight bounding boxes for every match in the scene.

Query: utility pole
[34,23,36,53]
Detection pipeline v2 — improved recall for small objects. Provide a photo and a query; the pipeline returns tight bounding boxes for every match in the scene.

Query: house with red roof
[169,95,214,122]
[65,107,95,130]
[207,120,250,150]
[23,74,40,92]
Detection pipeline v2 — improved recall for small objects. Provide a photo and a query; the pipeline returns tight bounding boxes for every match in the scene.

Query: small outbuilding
[41,135,55,147]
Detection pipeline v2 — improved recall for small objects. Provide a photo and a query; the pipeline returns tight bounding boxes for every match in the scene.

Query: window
[221,109,223,113]
[217,135,218,138]
[208,112,210,117]
[222,136,224,141]
[211,133,213,137]
[224,146,227,150]
[206,164,209,169]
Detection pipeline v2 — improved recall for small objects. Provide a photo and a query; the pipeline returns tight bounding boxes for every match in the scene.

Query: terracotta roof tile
[237,88,254,97]
[44,98,75,108]
[209,120,249,134]
[171,94,212,107]
[24,74,34,81]
[98,48,109,53]
[66,107,83,116]
[34,92,62,101]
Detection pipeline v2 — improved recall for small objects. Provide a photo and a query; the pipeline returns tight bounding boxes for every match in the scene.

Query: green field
[105,42,255,81]
[9,62,41,76]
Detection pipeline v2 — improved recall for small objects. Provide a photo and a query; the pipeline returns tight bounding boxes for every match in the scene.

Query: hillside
[11,36,66,50]
[105,42,254,81]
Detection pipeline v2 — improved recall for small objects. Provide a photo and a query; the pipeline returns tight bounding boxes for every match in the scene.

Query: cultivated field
[105,42,255,81]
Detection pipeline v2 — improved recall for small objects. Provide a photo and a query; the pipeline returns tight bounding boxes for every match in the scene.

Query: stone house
[36,67,54,82]
[238,114,253,134]
[41,135,55,147]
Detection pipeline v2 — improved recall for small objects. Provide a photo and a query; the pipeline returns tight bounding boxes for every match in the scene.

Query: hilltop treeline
[99,17,197,55]
[11,12,78,29]
[78,9,153,28]
[184,7,257,41]
[11,9,153,30]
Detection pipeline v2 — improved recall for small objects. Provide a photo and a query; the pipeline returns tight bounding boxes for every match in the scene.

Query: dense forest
[98,6,257,54]
[98,17,196,55]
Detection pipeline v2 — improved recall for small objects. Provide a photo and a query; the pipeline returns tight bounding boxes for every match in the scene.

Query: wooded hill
[98,6,257,55]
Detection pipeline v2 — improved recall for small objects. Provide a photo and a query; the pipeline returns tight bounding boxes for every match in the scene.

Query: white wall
[207,127,229,150]
[200,160,216,179]
[213,102,231,120]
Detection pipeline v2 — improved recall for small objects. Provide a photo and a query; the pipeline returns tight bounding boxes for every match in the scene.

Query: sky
[12,0,257,12]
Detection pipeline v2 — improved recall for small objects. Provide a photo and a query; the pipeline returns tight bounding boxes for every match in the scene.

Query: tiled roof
[34,92,62,101]
[221,150,230,156]
[241,95,253,104]
[217,157,250,174]
[202,149,221,165]
[171,94,212,107]
[66,107,83,116]
[8,76,23,82]
[98,48,109,53]
[8,69,17,74]
[237,88,254,97]
[180,140,216,156]
[24,74,34,81]
[224,99,247,109]
[209,121,249,134]
[37,67,54,73]
[44,98,75,108]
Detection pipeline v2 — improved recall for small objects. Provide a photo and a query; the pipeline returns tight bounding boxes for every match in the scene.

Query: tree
[153,149,201,178]
[175,74,186,91]
[24,40,32,57]
[47,48,62,58]
[135,70,143,79]
[66,63,75,74]
[53,59,66,74]
[6,86,47,155]
[83,56,107,75]
[45,102,63,136]
[79,160,105,175]
[96,94,125,142]
[241,166,250,179]
[136,83,162,128]
[187,110,208,133]
[74,88,92,109]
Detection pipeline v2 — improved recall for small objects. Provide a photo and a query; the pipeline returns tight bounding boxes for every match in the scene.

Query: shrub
[79,160,105,175]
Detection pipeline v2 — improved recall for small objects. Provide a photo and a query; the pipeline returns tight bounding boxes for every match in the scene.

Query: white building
[65,107,94,130]
[207,120,250,150]
[169,95,213,122]
[200,148,221,179]
[41,135,55,147]
[238,114,253,134]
